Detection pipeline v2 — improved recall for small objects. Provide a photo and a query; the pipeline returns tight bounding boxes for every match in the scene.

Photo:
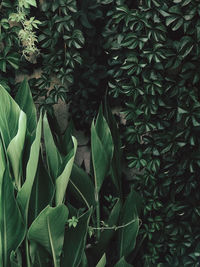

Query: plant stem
[26,238,31,267]
[95,190,100,240]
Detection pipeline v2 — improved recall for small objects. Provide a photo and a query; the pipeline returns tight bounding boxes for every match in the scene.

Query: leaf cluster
[103,0,200,266]
[0,81,141,266]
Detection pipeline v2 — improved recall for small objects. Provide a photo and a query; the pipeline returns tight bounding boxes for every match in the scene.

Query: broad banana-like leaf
[0,85,21,148]
[55,136,77,205]
[7,110,27,188]
[28,205,68,266]
[43,113,62,182]
[61,209,92,267]
[17,115,42,223]
[96,254,106,267]
[15,79,37,135]
[91,106,113,193]
[117,190,140,258]
[0,168,24,266]
[114,257,132,267]
[69,164,95,208]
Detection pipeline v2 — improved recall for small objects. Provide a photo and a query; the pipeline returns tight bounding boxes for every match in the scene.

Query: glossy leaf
[91,106,113,193]
[7,110,26,188]
[15,79,37,135]
[55,136,77,205]
[96,254,106,267]
[28,205,68,266]
[17,115,42,223]
[0,85,21,148]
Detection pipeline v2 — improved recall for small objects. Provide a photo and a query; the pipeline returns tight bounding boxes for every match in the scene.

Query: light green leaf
[61,209,92,267]
[15,79,37,135]
[0,85,21,148]
[7,111,27,189]
[91,106,113,193]
[55,136,77,205]
[96,254,106,267]
[28,205,68,266]
[17,115,42,223]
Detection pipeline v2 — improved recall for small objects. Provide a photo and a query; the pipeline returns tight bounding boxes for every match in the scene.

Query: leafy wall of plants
[103,0,200,266]
[1,0,200,266]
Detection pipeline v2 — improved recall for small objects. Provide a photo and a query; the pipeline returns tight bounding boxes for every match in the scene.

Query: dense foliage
[104,0,200,266]
[0,81,140,266]
[1,0,200,266]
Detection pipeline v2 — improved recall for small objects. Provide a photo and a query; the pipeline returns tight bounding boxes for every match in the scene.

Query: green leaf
[17,115,42,224]
[28,205,68,266]
[96,254,106,267]
[55,136,77,205]
[114,257,132,267]
[0,59,6,72]
[43,113,62,182]
[0,85,21,148]
[28,155,55,223]
[23,0,37,7]
[61,209,92,267]
[7,110,27,188]
[104,99,122,195]
[69,164,95,208]
[117,190,140,258]
[91,106,113,193]
[15,79,37,135]
[0,168,25,266]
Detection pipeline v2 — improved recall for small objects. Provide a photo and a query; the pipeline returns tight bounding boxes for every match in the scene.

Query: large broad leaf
[0,85,21,148]
[114,257,132,267]
[43,113,62,182]
[61,209,92,267]
[68,164,95,208]
[17,115,42,224]
[55,136,77,205]
[117,190,140,258]
[0,168,25,267]
[91,106,113,193]
[28,205,68,266]
[7,110,27,188]
[15,79,37,135]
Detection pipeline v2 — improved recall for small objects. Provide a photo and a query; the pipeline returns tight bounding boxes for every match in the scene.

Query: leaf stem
[26,238,31,267]
[95,190,101,240]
